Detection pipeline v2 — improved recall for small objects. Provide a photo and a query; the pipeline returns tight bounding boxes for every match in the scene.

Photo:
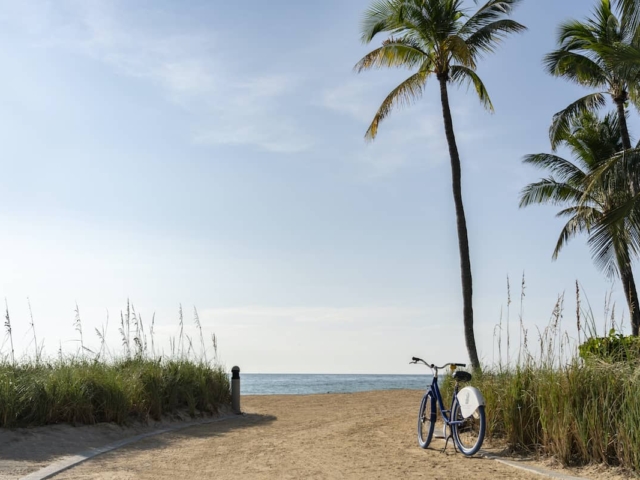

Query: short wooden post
[231,366,241,414]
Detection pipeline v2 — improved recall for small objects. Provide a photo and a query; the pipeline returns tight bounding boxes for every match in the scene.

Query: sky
[0,0,636,374]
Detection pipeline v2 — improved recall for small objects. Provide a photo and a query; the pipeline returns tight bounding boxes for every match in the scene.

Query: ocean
[239,374,434,395]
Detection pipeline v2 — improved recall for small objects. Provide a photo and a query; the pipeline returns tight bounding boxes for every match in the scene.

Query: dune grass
[0,358,230,427]
[465,360,640,471]
[0,300,231,428]
[443,280,640,472]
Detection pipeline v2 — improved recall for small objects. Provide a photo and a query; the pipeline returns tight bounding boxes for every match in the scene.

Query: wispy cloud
[321,79,450,176]
[356,114,451,178]
[321,79,377,123]
[150,305,454,373]
[192,75,314,153]
[322,78,494,177]
[2,0,312,153]
[195,306,430,328]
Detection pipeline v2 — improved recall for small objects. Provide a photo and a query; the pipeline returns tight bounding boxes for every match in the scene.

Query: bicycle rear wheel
[417,392,435,449]
[451,399,485,456]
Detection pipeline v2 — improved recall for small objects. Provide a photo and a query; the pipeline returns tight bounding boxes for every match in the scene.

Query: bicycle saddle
[452,371,472,382]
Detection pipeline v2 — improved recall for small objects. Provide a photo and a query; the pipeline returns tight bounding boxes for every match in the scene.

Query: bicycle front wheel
[451,399,485,456]
[417,392,435,449]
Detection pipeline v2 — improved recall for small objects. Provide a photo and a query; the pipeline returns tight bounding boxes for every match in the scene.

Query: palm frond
[615,0,640,39]
[522,153,587,183]
[555,205,601,219]
[449,65,493,111]
[589,0,618,40]
[628,82,640,112]
[549,93,608,149]
[556,19,598,49]
[519,178,587,208]
[543,50,609,87]
[465,19,527,57]
[461,0,524,34]
[593,42,640,86]
[588,222,623,278]
[587,204,637,280]
[365,69,429,140]
[445,34,475,68]
[360,0,401,43]
[354,37,428,72]
[584,147,640,199]
[552,215,591,260]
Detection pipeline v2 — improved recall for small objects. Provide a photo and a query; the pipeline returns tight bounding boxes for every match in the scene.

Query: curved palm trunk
[620,262,640,336]
[615,241,640,336]
[614,99,637,331]
[438,75,481,371]
[615,99,632,151]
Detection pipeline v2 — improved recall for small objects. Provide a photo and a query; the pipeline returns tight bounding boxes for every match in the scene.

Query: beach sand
[0,390,632,479]
[0,411,226,480]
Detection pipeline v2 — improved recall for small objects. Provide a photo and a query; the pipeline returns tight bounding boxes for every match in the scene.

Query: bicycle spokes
[417,394,435,449]
[451,403,486,456]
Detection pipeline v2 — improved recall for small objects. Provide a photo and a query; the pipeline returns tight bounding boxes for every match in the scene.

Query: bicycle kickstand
[441,432,459,454]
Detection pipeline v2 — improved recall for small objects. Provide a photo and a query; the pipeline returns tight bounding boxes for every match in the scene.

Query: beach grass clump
[450,280,640,472]
[468,360,640,471]
[0,358,230,428]
[0,300,231,428]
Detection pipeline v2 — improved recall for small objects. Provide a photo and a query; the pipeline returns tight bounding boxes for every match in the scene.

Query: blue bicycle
[410,357,486,456]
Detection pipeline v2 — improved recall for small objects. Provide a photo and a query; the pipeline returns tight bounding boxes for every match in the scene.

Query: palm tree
[355,0,526,370]
[544,0,640,150]
[520,112,640,336]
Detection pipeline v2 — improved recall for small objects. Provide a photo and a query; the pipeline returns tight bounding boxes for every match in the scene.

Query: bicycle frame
[425,368,466,429]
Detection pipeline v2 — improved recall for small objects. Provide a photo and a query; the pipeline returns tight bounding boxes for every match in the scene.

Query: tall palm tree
[355,0,526,370]
[544,0,640,150]
[520,112,640,336]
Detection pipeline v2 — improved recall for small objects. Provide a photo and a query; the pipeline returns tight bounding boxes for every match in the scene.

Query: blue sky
[0,0,635,373]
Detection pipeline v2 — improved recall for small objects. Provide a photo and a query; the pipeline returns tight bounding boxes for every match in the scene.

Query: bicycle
[410,356,486,456]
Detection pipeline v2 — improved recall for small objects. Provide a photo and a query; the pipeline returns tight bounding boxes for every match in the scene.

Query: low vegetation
[475,359,640,471]
[448,281,640,473]
[0,301,230,428]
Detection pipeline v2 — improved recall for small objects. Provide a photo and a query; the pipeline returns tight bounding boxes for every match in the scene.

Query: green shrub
[578,329,640,362]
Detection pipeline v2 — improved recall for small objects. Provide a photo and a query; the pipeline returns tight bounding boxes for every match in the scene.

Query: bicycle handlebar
[410,357,466,369]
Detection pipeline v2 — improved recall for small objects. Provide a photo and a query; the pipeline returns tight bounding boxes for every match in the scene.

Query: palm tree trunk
[615,99,638,197]
[437,75,481,371]
[620,264,640,336]
[615,240,640,336]
[615,98,637,331]
[616,99,632,151]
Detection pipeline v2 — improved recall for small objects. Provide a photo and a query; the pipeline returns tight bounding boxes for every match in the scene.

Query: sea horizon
[238,373,433,395]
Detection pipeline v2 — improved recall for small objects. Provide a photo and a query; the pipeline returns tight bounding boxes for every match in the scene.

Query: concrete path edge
[479,450,589,480]
[20,414,240,480]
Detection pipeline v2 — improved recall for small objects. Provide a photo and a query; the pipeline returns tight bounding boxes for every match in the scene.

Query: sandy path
[51,390,545,480]
[0,415,209,480]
